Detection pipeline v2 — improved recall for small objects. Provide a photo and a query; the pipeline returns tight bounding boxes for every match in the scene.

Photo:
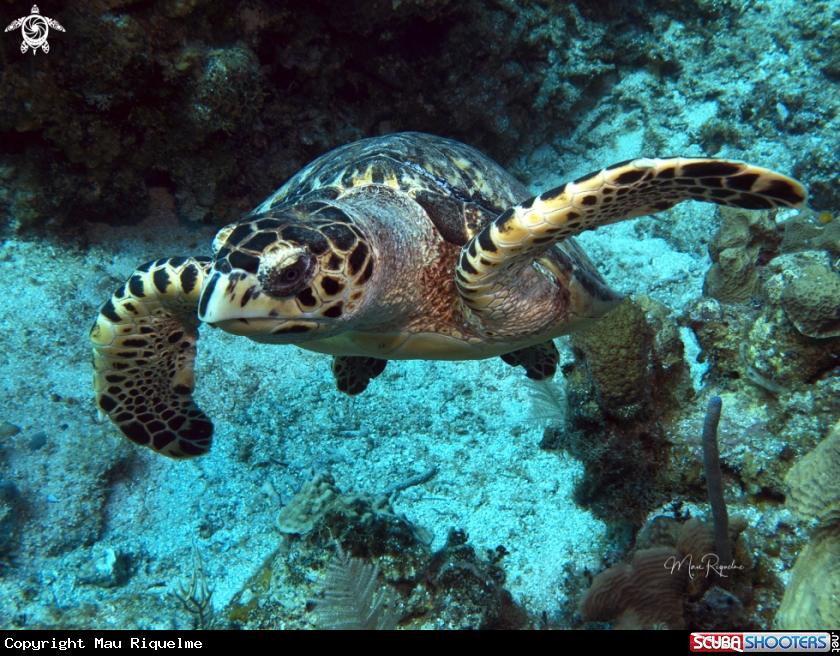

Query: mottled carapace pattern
[90,134,806,458]
[254,131,530,224]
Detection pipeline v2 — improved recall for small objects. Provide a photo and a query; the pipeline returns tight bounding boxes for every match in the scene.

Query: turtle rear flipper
[500,341,559,381]
[89,257,214,459]
[332,356,388,395]
[457,157,807,315]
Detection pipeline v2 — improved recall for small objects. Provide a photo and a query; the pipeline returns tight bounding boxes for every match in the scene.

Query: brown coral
[704,247,759,303]
[777,421,840,629]
[781,210,840,257]
[676,516,748,564]
[707,207,778,262]
[635,515,681,551]
[703,207,777,304]
[775,523,840,630]
[580,515,751,629]
[780,263,840,338]
[578,546,688,629]
[676,516,748,597]
[785,420,840,524]
[570,297,651,412]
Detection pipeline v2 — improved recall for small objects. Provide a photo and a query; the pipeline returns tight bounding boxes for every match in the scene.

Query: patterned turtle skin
[89,132,807,459]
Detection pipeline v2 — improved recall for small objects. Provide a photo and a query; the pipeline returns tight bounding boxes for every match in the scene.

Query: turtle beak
[198,269,303,334]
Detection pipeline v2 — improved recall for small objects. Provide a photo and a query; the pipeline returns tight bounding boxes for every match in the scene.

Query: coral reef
[0,0,661,233]
[684,203,840,513]
[570,298,651,413]
[694,203,840,391]
[781,210,840,256]
[707,208,778,264]
[784,420,840,524]
[780,261,840,339]
[704,247,759,304]
[689,269,840,392]
[777,420,840,629]
[8,0,836,237]
[556,295,692,524]
[703,208,777,304]
[276,473,433,559]
[3,0,840,633]
[575,385,791,630]
[579,515,750,630]
[227,480,531,630]
[579,545,687,629]
[775,523,840,630]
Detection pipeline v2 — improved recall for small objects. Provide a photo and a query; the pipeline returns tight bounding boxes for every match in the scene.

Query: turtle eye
[259,253,314,297]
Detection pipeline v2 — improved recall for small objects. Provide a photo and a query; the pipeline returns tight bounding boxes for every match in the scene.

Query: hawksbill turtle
[89,132,806,459]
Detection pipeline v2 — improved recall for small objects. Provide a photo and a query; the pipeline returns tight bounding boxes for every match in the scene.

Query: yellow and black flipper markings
[456,157,807,317]
[89,257,214,459]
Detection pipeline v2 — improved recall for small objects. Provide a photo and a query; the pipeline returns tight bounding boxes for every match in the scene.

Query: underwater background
[0,0,839,630]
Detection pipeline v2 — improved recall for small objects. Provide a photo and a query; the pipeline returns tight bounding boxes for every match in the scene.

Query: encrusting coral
[276,473,341,535]
[703,207,777,304]
[275,472,433,549]
[578,398,751,629]
[704,247,759,303]
[775,524,840,630]
[780,262,840,339]
[780,210,840,256]
[776,419,840,629]
[578,515,750,629]
[569,297,651,413]
[784,419,840,524]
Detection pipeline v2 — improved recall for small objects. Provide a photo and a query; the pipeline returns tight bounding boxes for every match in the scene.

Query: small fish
[740,343,790,396]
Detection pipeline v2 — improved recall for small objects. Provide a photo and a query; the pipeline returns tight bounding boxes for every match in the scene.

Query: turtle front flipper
[457,157,807,315]
[89,257,214,459]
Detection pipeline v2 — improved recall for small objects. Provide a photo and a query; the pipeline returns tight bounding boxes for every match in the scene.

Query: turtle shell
[252,132,531,246]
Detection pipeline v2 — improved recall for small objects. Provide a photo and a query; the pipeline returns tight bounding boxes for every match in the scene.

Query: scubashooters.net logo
[690,632,837,653]
[4,5,64,55]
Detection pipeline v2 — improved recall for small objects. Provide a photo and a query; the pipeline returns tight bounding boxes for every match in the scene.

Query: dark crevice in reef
[0,0,655,236]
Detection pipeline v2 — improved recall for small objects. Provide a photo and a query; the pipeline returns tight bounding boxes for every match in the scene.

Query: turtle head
[198,208,375,342]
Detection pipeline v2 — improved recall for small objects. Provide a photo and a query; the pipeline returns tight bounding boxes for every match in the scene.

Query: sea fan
[525,379,566,427]
[317,545,398,630]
